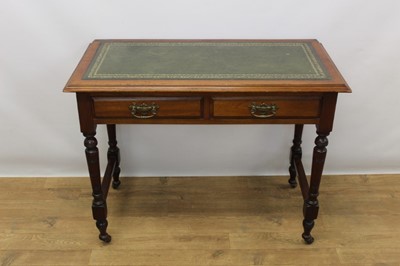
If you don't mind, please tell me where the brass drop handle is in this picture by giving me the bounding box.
[128,102,159,119]
[249,102,278,118]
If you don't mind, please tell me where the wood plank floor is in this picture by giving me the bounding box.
[0,174,399,265]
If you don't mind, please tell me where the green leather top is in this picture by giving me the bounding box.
[84,41,330,80]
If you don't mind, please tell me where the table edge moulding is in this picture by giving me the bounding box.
[63,39,351,244]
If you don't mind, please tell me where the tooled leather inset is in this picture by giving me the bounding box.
[84,41,330,80]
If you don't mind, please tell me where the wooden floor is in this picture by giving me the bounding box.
[0,174,399,265]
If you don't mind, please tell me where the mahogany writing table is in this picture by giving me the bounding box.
[63,39,351,244]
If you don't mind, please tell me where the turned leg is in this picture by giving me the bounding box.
[84,133,111,243]
[302,132,329,244]
[107,124,121,189]
[288,124,304,188]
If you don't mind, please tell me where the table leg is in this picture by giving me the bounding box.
[83,133,111,242]
[107,124,121,189]
[288,124,304,188]
[302,132,329,244]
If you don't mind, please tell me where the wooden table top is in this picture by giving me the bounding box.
[64,39,350,93]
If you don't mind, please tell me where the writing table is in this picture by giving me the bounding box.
[63,39,351,244]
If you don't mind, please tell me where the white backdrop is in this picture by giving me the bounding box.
[1,0,399,177]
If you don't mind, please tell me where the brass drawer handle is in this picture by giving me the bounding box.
[249,102,278,118]
[128,102,159,119]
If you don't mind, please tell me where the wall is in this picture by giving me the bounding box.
[1,0,399,177]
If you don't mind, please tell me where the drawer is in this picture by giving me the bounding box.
[212,97,321,118]
[93,97,203,119]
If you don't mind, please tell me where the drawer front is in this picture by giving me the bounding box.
[212,97,321,118]
[94,97,203,119]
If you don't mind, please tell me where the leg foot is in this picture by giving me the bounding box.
[302,233,314,244]
[302,219,315,244]
[112,165,121,189]
[112,179,121,189]
[112,167,121,189]
[288,178,297,188]
[96,219,112,243]
[288,165,297,188]
[99,234,112,243]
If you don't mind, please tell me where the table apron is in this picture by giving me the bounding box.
[82,93,330,126]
